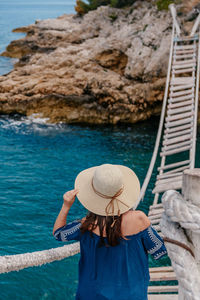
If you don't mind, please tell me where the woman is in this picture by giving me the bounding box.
[53,164,167,300]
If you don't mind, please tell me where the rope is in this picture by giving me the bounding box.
[160,190,200,299]
[0,242,80,274]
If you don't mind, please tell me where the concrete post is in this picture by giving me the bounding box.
[182,168,200,272]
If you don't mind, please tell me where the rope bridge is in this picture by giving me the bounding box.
[0,4,200,299]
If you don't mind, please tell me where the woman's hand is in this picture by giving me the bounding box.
[63,189,79,208]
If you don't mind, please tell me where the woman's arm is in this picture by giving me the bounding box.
[52,189,78,235]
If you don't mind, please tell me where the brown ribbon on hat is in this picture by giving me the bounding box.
[91,179,129,226]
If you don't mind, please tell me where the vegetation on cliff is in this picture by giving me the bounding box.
[75,0,176,15]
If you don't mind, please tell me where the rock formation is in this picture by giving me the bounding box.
[0,1,199,124]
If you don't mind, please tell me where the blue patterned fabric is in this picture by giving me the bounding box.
[54,221,167,300]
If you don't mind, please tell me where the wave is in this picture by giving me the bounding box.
[0,113,68,135]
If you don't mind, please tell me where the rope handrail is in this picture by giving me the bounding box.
[190,14,200,37]
[0,242,80,274]
[169,4,181,36]
[138,25,175,202]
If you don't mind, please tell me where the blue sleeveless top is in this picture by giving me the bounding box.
[54,220,167,300]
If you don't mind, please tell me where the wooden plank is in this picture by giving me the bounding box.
[171,76,194,84]
[148,208,164,216]
[170,83,194,91]
[158,165,189,176]
[148,295,178,300]
[149,266,174,273]
[168,99,194,108]
[148,285,178,293]
[164,128,192,139]
[155,175,182,185]
[166,111,193,122]
[157,172,183,180]
[173,59,196,65]
[165,117,193,128]
[149,203,163,209]
[170,89,193,97]
[153,181,182,193]
[162,140,192,152]
[164,123,192,134]
[173,63,195,69]
[148,214,163,220]
[173,68,194,74]
[172,63,196,71]
[160,145,191,156]
[150,271,177,281]
[174,53,195,59]
[175,49,196,54]
[168,105,193,115]
[157,160,190,171]
[163,134,192,145]
[175,45,195,50]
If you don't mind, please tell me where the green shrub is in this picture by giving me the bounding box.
[75,0,136,15]
[156,0,174,11]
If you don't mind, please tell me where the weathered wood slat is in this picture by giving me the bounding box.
[162,140,192,151]
[166,111,193,122]
[168,99,194,108]
[173,59,196,65]
[148,295,178,300]
[164,129,192,140]
[163,134,192,145]
[155,175,182,185]
[157,172,183,180]
[148,285,178,293]
[158,165,189,177]
[160,145,191,156]
[173,63,195,69]
[174,53,195,59]
[157,160,190,171]
[164,123,192,134]
[175,45,196,50]
[157,171,184,180]
[153,181,182,193]
[175,49,195,54]
[170,88,193,97]
[150,271,177,281]
[170,83,194,91]
[173,68,195,74]
[149,266,174,273]
[168,105,193,115]
[148,208,164,216]
[170,76,194,84]
[165,117,193,128]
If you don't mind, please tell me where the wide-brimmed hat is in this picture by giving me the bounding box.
[74,164,140,216]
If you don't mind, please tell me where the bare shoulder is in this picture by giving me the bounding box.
[122,210,151,235]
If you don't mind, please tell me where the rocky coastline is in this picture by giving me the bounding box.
[0,1,199,124]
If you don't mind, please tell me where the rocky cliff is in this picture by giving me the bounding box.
[0,1,198,124]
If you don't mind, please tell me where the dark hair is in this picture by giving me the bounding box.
[80,212,127,247]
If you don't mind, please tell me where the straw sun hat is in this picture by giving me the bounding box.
[74,164,140,216]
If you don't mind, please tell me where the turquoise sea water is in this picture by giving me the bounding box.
[0,0,76,75]
[0,1,200,299]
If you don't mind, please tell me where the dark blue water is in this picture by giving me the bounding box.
[0,0,76,75]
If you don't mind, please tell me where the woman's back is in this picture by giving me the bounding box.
[91,210,151,237]
[54,210,167,300]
